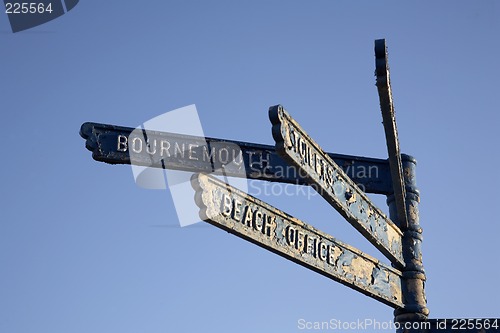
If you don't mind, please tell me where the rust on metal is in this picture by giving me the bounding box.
[269,105,405,268]
[375,39,409,230]
[191,173,404,309]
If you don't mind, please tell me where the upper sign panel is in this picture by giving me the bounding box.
[269,105,404,267]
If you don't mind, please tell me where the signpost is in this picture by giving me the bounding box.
[191,172,403,308]
[375,39,409,230]
[270,105,405,268]
[79,39,500,332]
[80,121,393,194]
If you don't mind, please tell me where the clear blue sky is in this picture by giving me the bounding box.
[1,1,499,332]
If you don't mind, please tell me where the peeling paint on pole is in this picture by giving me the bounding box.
[191,173,404,309]
[375,39,409,230]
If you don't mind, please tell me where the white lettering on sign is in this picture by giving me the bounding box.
[116,135,244,166]
[193,172,404,309]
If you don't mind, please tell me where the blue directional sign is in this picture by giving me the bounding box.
[192,173,404,308]
[80,122,394,194]
[270,105,405,267]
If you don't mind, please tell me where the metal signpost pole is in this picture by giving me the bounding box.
[375,39,429,327]
[79,39,500,333]
[388,155,429,325]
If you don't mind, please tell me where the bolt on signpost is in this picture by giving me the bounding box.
[80,40,499,332]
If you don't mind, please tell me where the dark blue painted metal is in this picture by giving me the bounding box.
[192,173,404,308]
[78,40,493,328]
[375,39,409,231]
[270,105,405,268]
[374,40,428,323]
[389,155,429,323]
[80,122,394,194]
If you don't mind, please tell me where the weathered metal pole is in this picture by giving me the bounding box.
[374,39,429,326]
[388,154,429,325]
[375,39,409,231]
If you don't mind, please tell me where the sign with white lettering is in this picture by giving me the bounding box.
[80,122,393,194]
[269,105,404,267]
[192,173,403,308]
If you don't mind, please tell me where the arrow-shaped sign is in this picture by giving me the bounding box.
[191,173,403,308]
[80,122,394,194]
[270,105,404,267]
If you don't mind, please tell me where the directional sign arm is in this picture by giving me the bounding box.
[375,39,409,230]
[270,105,405,267]
[191,173,403,308]
[80,122,394,194]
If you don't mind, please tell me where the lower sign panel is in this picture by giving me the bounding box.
[191,173,403,309]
